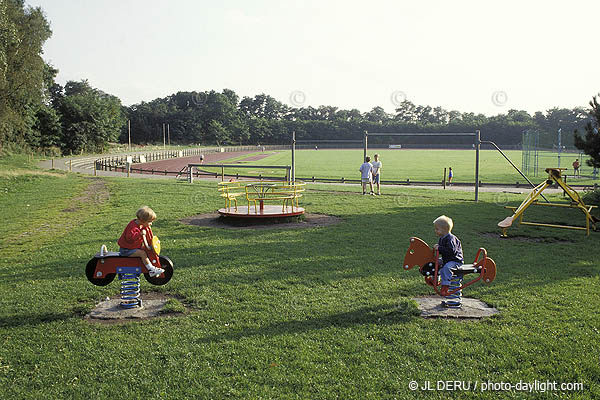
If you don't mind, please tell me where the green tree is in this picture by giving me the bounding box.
[57,80,125,153]
[0,0,52,150]
[394,100,418,123]
[31,62,62,149]
[574,96,600,169]
[206,120,229,145]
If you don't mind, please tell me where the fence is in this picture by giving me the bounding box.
[92,144,599,190]
[95,145,289,172]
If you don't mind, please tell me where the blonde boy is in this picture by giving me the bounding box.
[117,206,164,277]
[432,215,463,298]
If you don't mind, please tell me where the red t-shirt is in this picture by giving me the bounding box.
[118,219,152,249]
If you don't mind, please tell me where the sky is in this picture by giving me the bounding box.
[28,0,600,116]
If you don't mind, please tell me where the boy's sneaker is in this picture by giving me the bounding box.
[147,265,165,277]
[362,192,367,195]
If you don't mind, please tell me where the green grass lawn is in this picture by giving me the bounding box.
[207,149,598,186]
[0,155,599,399]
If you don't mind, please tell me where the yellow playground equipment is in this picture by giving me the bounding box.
[498,168,599,237]
[217,180,305,217]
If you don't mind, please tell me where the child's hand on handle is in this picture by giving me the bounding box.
[141,229,150,250]
[433,244,439,250]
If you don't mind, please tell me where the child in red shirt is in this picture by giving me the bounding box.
[118,206,164,277]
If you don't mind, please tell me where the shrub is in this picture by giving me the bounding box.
[582,189,600,206]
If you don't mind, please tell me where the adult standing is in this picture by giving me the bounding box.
[359,156,375,195]
[572,159,580,177]
[371,153,382,195]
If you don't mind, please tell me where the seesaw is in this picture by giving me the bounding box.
[403,237,496,302]
[498,168,598,237]
[85,229,174,308]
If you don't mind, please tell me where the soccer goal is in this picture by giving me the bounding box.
[364,131,482,201]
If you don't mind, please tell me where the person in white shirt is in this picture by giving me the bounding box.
[359,156,375,195]
[371,153,382,195]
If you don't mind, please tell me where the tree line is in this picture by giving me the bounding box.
[124,90,592,149]
[1,0,598,170]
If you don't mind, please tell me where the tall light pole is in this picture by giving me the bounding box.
[128,119,131,151]
[162,123,166,149]
[558,120,562,168]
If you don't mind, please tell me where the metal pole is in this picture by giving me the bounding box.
[128,119,131,151]
[163,123,166,149]
[557,124,562,168]
[189,166,193,183]
[364,131,368,162]
[482,139,549,202]
[475,130,480,202]
[167,124,170,146]
[521,130,529,175]
[534,132,539,177]
[291,131,296,182]
[443,167,446,189]
[51,158,54,169]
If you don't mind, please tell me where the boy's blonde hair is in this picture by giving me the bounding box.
[136,206,156,222]
[433,215,453,233]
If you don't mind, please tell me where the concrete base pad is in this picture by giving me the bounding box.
[85,297,168,323]
[414,296,499,319]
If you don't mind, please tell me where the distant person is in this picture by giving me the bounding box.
[315,146,318,151]
[572,159,580,177]
[359,156,374,195]
[448,167,453,186]
[371,153,382,195]
[200,154,205,164]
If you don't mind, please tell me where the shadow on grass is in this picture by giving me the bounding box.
[198,301,420,344]
[0,311,76,328]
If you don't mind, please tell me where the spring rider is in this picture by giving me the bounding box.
[403,237,496,308]
[86,229,174,308]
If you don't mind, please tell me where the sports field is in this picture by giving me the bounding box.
[202,149,598,186]
[0,154,599,399]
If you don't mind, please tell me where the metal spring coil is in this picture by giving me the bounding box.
[119,273,141,309]
[444,275,462,308]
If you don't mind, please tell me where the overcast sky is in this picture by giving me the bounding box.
[28,0,600,115]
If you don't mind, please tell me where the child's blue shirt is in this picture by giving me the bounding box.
[437,233,464,264]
